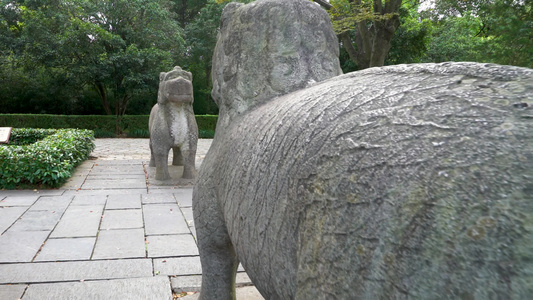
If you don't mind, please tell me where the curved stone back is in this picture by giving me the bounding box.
[195,62,533,299]
[212,0,342,129]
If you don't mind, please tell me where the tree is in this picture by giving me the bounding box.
[386,1,432,65]
[172,0,208,27]
[2,0,184,121]
[316,0,403,69]
[180,0,254,114]
[423,0,533,68]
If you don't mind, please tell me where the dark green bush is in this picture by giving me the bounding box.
[0,128,95,189]
[0,114,218,138]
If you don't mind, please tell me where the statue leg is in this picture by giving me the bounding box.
[172,147,183,166]
[154,147,171,181]
[149,138,155,167]
[193,186,239,300]
[180,150,195,179]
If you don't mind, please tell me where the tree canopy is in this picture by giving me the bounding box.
[0,0,531,117]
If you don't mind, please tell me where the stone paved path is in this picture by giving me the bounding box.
[0,139,263,300]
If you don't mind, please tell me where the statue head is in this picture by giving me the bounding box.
[211,0,342,128]
[158,66,194,105]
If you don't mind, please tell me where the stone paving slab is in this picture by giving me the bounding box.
[0,196,39,207]
[106,194,142,209]
[0,231,50,263]
[89,165,145,174]
[181,286,265,300]
[0,284,27,300]
[50,205,104,238]
[63,189,147,196]
[153,257,202,276]
[141,193,177,204]
[100,209,143,229]
[70,195,107,206]
[60,176,86,190]
[87,174,146,180]
[0,259,153,284]
[0,206,28,234]
[143,204,190,235]
[28,196,72,212]
[81,179,147,190]
[0,139,263,299]
[174,189,193,207]
[23,276,172,300]
[34,237,96,262]
[8,210,62,232]
[0,190,64,197]
[171,272,253,293]
[92,228,146,259]
[146,234,199,257]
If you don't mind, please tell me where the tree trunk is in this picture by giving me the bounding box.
[179,0,188,27]
[95,82,112,115]
[317,0,402,70]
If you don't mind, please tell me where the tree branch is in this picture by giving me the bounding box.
[374,0,383,13]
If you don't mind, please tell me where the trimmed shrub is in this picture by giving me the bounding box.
[0,128,95,189]
[0,114,218,138]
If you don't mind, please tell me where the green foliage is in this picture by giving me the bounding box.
[387,1,432,65]
[0,0,184,116]
[0,128,95,189]
[423,14,487,63]
[329,0,399,34]
[181,0,223,115]
[0,114,218,138]
[422,0,533,68]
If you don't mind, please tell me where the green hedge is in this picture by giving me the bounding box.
[0,128,95,189]
[0,114,218,138]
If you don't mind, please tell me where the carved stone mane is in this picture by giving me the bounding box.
[211,0,343,130]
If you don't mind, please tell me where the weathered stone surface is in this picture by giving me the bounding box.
[106,194,142,209]
[174,189,193,207]
[23,276,172,300]
[146,234,198,257]
[34,238,96,262]
[29,196,72,212]
[171,272,253,293]
[180,286,264,300]
[50,205,104,238]
[149,66,198,180]
[8,210,62,231]
[211,0,342,130]
[143,204,190,235]
[0,206,28,234]
[193,1,533,299]
[70,195,107,206]
[142,193,177,204]
[92,228,146,259]
[0,259,153,284]
[153,257,201,276]
[0,284,27,300]
[0,195,38,207]
[0,231,49,262]
[100,209,143,229]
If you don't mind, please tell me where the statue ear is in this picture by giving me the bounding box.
[159,72,166,82]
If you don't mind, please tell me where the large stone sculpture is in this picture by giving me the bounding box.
[193,0,533,299]
[149,66,198,180]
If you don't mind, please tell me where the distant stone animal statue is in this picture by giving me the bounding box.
[193,0,533,299]
[149,66,198,180]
